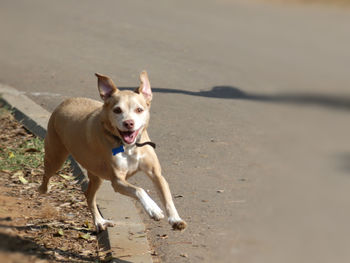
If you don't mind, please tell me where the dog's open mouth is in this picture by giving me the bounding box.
[118,129,140,144]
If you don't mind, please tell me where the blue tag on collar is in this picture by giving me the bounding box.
[112,145,124,155]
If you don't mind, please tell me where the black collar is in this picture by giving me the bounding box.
[135,141,156,149]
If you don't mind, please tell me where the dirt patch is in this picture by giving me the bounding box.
[0,103,102,262]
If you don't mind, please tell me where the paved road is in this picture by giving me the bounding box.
[1,0,350,262]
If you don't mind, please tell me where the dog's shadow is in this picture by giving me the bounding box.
[121,86,350,112]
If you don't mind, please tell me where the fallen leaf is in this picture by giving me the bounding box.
[79,233,91,240]
[57,229,64,236]
[59,202,71,207]
[83,220,93,229]
[71,226,85,231]
[12,170,24,178]
[180,253,188,258]
[157,234,168,239]
[18,175,28,184]
[59,174,75,180]
[14,129,26,136]
[25,148,40,153]
[79,250,91,256]
[53,252,66,260]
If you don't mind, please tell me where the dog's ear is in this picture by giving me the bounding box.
[95,73,118,101]
[136,71,152,102]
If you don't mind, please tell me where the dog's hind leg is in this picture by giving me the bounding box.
[85,172,115,232]
[38,127,69,194]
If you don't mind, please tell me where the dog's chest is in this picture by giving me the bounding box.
[114,148,140,174]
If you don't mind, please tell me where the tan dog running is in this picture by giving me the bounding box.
[38,71,187,231]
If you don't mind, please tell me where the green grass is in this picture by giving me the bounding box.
[0,104,45,172]
[0,137,44,172]
[0,106,71,175]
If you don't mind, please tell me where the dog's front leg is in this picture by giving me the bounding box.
[111,177,164,221]
[146,167,187,230]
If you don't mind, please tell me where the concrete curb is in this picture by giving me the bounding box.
[0,84,153,263]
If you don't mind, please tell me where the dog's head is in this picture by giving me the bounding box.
[96,71,152,145]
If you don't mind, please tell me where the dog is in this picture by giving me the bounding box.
[38,71,187,231]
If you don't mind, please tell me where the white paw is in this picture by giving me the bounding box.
[168,216,187,230]
[95,218,116,232]
[145,204,164,221]
[137,189,164,221]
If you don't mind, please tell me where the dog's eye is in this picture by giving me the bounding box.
[135,107,144,114]
[113,107,122,114]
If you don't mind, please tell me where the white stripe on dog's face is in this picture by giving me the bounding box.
[128,96,149,131]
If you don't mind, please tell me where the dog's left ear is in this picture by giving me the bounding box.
[136,71,152,102]
[95,73,118,101]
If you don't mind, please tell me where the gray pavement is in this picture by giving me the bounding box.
[1,0,350,262]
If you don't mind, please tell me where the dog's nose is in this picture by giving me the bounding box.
[123,120,134,130]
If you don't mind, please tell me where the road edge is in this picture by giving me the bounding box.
[0,84,153,263]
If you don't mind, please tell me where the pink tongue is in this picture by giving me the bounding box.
[122,131,135,144]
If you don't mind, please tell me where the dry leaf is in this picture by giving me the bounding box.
[79,250,91,256]
[59,174,75,180]
[25,148,40,153]
[83,220,93,229]
[53,252,66,260]
[18,175,28,184]
[57,229,64,236]
[79,233,91,240]
[13,170,24,178]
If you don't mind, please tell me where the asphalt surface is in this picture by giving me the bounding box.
[1,0,350,262]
